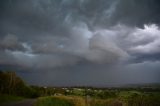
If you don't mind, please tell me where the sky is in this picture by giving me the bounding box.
[0,0,160,87]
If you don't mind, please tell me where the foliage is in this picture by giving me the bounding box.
[0,71,39,98]
[125,92,160,106]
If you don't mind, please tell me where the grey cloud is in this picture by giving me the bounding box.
[1,23,160,69]
[94,24,160,63]
[0,34,25,51]
[0,50,80,70]
[111,0,160,26]
[28,23,128,65]
[87,33,128,63]
[0,50,14,65]
[1,0,160,37]
[127,24,160,55]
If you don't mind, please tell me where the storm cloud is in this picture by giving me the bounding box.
[0,0,160,86]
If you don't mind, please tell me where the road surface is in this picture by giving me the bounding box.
[2,99,36,106]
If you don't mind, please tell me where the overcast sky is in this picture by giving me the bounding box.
[0,0,160,86]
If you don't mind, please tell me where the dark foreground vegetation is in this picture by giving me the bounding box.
[0,71,160,106]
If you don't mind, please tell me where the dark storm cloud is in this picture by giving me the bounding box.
[1,0,160,36]
[109,0,160,26]
[0,0,160,86]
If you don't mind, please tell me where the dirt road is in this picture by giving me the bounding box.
[2,99,36,106]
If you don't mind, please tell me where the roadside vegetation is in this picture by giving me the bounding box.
[35,96,74,106]
[0,71,38,104]
[0,94,24,104]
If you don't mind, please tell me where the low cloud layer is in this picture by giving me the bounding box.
[0,0,160,86]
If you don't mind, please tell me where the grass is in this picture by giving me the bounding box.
[34,95,123,106]
[55,96,85,106]
[89,99,123,106]
[35,96,86,106]
[0,94,24,104]
[34,96,75,106]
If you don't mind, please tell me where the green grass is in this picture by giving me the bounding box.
[35,96,74,106]
[89,98,123,106]
[0,94,24,104]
